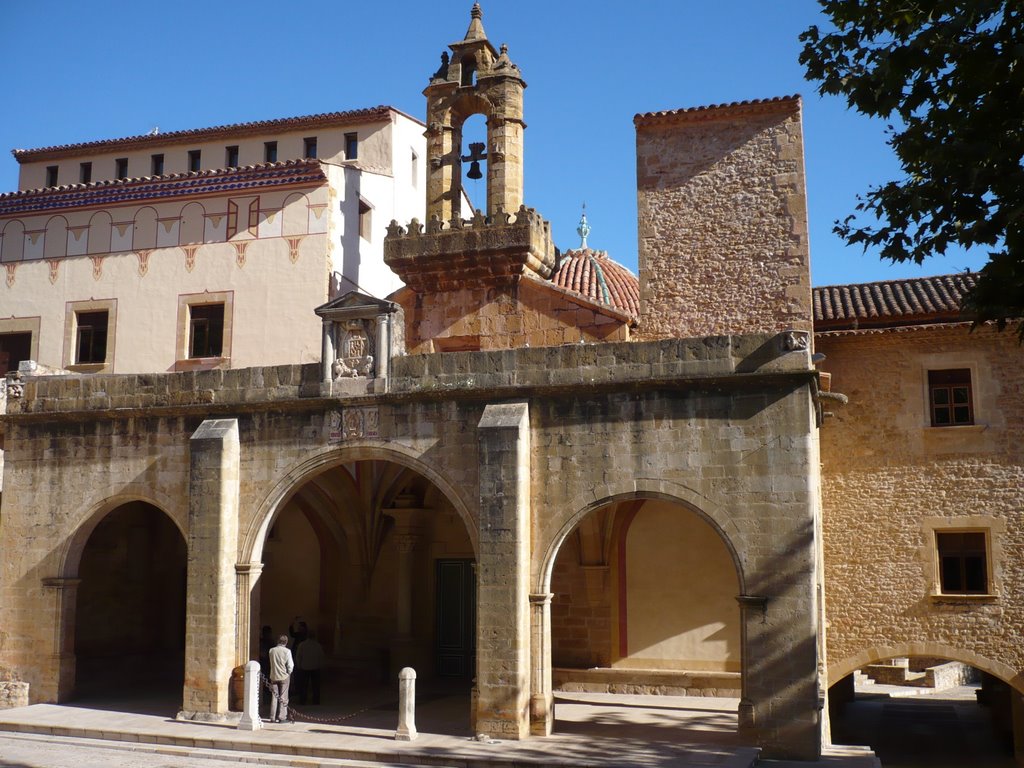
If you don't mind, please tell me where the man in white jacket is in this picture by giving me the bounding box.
[267,634,295,723]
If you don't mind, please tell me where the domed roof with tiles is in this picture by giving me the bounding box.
[550,247,640,320]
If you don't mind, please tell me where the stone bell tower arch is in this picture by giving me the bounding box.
[424,3,525,221]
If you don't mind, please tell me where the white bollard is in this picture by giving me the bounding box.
[238,660,263,731]
[395,667,417,741]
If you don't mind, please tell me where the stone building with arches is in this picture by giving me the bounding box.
[1,4,1023,765]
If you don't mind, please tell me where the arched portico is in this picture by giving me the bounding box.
[47,490,186,704]
[531,485,750,738]
[51,495,187,705]
[240,442,478,713]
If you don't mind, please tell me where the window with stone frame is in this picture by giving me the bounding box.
[0,331,32,376]
[75,310,109,365]
[928,368,974,426]
[936,531,989,594]
[188,303,225,359]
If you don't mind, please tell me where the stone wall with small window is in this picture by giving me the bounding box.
[816,323,1024,686]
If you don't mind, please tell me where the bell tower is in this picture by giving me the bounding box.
[384,4,556,352]
[423,2,525,221]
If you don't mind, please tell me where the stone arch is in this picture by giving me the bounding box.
[828,642,1024,694]
[537,478,746,595]
[59,487,186,580]
[242,440,477,566]
[53,489,187,702]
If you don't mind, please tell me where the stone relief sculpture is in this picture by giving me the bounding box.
[332,319,375,379]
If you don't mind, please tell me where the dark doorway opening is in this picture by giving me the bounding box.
[74,502,186,703]
[436,558,475,678]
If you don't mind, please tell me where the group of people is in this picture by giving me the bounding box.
[258,617,326,724]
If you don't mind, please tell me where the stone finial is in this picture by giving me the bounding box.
[464,3,487,41]
[577,204,591,249]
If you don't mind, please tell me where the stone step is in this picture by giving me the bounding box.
[553,666,741,697]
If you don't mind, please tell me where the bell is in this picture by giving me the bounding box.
[466,160,483,180]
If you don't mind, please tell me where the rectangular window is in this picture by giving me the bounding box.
[0,331,32,376]
[189,304,225,358]
[188,149,202,172]
[115,158,129,179]
[264,141,278,163]
[936,531,988,594]
[79,162,92,184]
[411,151,418,186]
[46,165,59,187]
[151,153,165,176]
[345,132,358,160]
[226,145,239,167]
[75,310,109,364]
[929,368,973,426]
[303,137,318,159]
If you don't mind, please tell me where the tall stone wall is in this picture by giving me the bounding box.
[635,97,812,340]
[817,325,1024,687]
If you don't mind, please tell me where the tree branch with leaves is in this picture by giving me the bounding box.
[800,0,1024,335]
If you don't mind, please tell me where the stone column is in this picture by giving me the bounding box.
[321,319,335,384]
[376,313,390,384]
[529,592,554,736]
[41,577,81,703]
[475,401,531,740]
[234,562,263,664]
[385,508,427,676]
[180,419,240,720]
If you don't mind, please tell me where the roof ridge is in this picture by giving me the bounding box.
[0,158,322,201]
[12,105,407,161]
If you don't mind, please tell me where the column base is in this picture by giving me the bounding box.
[530,692,554,736]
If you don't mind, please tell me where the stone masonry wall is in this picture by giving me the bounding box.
[817,325,1024,687]
[635,98,812,340]
[0,332,823,756]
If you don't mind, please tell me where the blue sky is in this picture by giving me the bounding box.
[0,0,987,287]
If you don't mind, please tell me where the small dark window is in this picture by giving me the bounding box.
[460,54,476,86]
[226,145,239,167]
[937,531,988,594]
[264,141,278,163]
[0,332,32,376]
[188,149,202,172]
[411,151,418,186]
[115,158,129,179]
[345,132,358,160]
[929,368,973,426]
[151,154,165,176]
[189,304,225,358]
[79,162,92,184]
[75,311,109,364]
[303,137,317,159]
[45,165,59,187]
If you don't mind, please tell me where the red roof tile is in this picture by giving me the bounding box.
[0,160,327,217]
[550,248,640,319]
[12,105,415,162]
[634,95,801,126]
[813,273,977,330]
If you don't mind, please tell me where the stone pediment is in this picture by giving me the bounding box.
[314,291,397,321]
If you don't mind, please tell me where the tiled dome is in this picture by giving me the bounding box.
[551,248,640,320]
